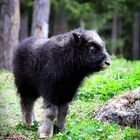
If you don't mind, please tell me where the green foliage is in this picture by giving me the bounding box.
[20,0,33,15]
[78,58,140,101]
[53,115,140,140]
[54,117,121,140]
[16,121,39,132]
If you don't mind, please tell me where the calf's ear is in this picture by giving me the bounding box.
[72,32,86,45]
[72,32,81,43]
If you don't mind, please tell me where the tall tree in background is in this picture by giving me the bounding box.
[111,10,118,55]
[32,0,50,38]
[132,12,140,60]
[19,0,33,41]
[52,4,68,35]
[0,0,20,71]
[19,14,29,41]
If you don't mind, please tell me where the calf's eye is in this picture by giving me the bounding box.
[89,46,96,53]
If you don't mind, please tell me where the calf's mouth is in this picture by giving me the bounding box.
[100,57,111,70]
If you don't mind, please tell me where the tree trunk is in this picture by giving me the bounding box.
[132,12,140,60]
[19,14,29,41]
[0,0,20,71]
[32,0,50,38]
[52,4,68,35]
[111,11,118,55]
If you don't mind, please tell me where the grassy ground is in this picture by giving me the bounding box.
[0,58,140,140]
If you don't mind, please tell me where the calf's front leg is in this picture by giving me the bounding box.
[38,102,58,138]
[56,103,69,130]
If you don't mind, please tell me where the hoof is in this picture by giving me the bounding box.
[38,126,53,139]
[53,125,63,134]
[39,133,49,139]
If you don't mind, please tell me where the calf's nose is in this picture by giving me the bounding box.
[104,61,110,66]
[104,53,111,67]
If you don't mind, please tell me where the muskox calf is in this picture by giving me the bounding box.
[13,28,110,138]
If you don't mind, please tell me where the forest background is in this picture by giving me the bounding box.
[0,0,140,71]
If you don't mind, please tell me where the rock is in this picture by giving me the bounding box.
[93,88,140,128]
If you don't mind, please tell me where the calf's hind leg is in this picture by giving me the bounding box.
[20,97,36,126]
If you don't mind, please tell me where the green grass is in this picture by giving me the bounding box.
[0,58,140,140]
[78,58,140,101]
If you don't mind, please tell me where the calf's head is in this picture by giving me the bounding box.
[72,29,111,72]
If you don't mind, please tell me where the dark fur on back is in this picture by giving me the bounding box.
[13,28,110,106]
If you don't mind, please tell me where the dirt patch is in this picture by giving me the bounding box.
[4,133,28,140]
